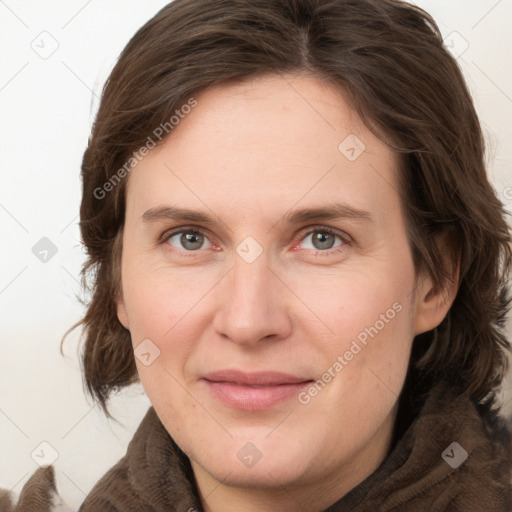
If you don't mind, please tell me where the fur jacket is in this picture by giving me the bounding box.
[1,382,511,511]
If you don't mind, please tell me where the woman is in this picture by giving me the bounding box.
[2,0,511,510]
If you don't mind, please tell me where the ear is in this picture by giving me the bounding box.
[116,294,130,330]
[413,233,460,335]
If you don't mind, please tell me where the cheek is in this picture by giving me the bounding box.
[296,289,413,469]
[297,262,415,406]
[292,261,414,350]
[121,253,214,341]
[120,261,219,411]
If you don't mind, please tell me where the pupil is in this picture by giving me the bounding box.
[314,232,334,250]
[182,232,202,250]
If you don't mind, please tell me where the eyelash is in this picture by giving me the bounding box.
[159,225,350,257]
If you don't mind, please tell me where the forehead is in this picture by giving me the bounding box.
[125,72,402,230]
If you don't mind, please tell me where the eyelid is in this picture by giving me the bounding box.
[299,225,352,244]
[159,225,213,243]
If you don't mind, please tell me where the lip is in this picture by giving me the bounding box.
[202,370,312,411]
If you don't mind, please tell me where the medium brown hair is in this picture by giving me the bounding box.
[63,0,512,418]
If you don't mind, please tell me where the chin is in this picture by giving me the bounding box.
[197,451,312,489]
[186,431,318,489]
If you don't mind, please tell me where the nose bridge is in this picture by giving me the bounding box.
[232,248,271,307]
[212,242,290,345]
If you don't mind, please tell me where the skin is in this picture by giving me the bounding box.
[117,72,457,512]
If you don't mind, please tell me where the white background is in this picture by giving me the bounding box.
[1,1,511,508]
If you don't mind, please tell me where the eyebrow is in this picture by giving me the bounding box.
[141,203,372,226]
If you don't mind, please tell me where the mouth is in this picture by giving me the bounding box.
[201,370,313,411]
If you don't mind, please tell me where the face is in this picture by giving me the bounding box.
[117,73,448,507]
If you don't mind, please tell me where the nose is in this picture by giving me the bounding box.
[212,247,292,347]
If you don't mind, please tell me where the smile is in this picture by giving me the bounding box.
[202,370,312,411]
